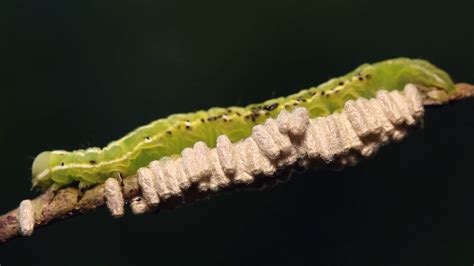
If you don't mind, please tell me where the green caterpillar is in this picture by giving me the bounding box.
[32,58,455,189]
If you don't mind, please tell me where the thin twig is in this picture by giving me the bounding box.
[0,83,472,245]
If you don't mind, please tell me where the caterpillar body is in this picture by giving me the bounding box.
[32,58,455,189]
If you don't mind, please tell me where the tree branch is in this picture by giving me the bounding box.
[449,83,474,101]
[0,83,472,245]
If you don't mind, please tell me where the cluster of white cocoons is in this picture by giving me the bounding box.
[122,84,423,215]
[18,84,424,235]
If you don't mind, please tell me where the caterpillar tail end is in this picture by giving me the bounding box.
[32,151,51,188]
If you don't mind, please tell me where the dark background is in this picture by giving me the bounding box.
[1,0,473,265]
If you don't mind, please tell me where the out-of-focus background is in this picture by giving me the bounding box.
[1,0,473,265]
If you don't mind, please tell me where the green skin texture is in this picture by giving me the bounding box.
[32,58,456,189]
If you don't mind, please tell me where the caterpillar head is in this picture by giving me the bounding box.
[32,151,52,188]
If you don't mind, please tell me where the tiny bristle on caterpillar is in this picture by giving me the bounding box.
[31,58,455,189]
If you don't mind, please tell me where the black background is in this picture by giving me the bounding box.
[1,0,474,265]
